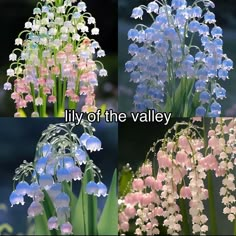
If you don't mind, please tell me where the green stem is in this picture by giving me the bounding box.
[82,183,87,235]
[179,197,190,235]
[234,219,236,236]
[61,78,67,110]
[30,83,37,113]
[203,118,217,235]
[53,76,58,117]
[207,171,217,234]
[58,76,62,112]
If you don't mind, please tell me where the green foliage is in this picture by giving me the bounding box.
[119,164,134,197]
[98,169,118,235]
[34,169,118,236]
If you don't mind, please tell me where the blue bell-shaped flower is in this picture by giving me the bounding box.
[39,173,54,189]
[85,135,102,152]
[15,181,30,196]
[75,147,87,164]
[9,191,24,207]
[86,181,98,195]
[57,168,72,182]
[96,182,108,197]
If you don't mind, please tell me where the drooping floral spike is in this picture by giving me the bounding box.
[126,0,233,116]
[4,0,107,117]
[119,118,236,235]
[10,121,107,235]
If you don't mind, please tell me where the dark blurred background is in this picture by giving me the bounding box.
[119,0,236,115]
[0,118,118,234]
[119,118,233,235]
[0,0,118,116]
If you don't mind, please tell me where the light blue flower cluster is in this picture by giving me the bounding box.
[126,0,233,116]
[9,122,107,235]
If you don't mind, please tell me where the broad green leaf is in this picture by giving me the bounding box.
[118,165,133,197]
[97,169,117,235]
[72,166,97,235]
[34,209,51,235]
[0,224,13,234]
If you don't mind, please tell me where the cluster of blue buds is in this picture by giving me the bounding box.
[9,121,107,235]
[126,0,233,116]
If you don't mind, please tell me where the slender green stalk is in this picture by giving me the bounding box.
[179,195,190,235]
[53,76,58,117]
[234,219,236,236]
[58,76,62,112]
[61,78,67,110]
[30,83,38,113]
[207,171,217,234]
[203,118,217,234]
[82,184,87,235]
[42,94,47,117]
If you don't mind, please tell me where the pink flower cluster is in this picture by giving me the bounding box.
[119,118,236,235]
[4,0,107,117]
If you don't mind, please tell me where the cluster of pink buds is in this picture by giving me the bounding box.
[4,0,107,117]
[119,118,236,235]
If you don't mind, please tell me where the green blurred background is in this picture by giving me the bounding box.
[0,0,117,116]
[119,0,236,115]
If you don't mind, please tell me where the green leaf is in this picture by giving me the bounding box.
[63,182,77,217]
[118,165,133,197]
[34,209,51,235]
[98,169,117,235]
[34,191,59,236]
[71,166,98,235]
[0,223,13,234]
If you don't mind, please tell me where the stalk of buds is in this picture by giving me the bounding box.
[10,121,107,235]
[126,0,233,116]
[4,0,107,117]
[119,118,236,235]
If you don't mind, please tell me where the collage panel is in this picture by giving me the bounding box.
[0,0,236,235]
[0,0,117,117]
[119,0,236,117]
[0,118,118,235]
[119,118,235,235]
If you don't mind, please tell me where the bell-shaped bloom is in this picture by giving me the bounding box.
[9,191,25,207]
[39,173,54,189]
[85,135,102,152]
[180,186,192,199]
[54,193,70,208]
[27,201,43,217]
[60,222,73,235]
[47,183,62,200]
[86,181,98,195]
[69,166,83,181]
[48,216,58,230]
[75,147,87,164]
[57,168,72,182]
[41,143,52,157]
[80,133,91,146]
[62,156,75,169]
[35,157,48,174]
[15,181,30,196]
[96,182,108,197]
